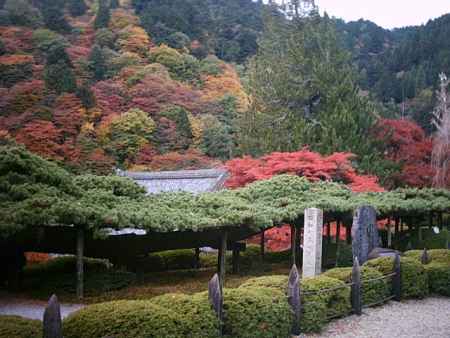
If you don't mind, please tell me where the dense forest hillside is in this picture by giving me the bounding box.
[0,0,448,188]
[0,0,249,173]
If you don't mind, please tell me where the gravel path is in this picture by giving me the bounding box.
[0,294,84,320]
[307,297,450,338]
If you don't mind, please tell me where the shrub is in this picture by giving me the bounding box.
[424,262,450,296]
[24,255,110,276]
[323,266,389,306]
[141,249,197,272]
[301,276,351,332]
[365,256,428,299]
[64,300,198,338]
[221,287,292,338]
[238,275,288,291]
[404,249,450,264]
[150,293,219,337]
[0,54,33,87]
[264,249,291,264]
[0,315,41,338]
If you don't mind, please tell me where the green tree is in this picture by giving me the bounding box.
[44,60,77,94]
[4,0,43,27]
[239,2,386,176]
[76,82,96,109]
[89,44,107,81]
[40,0,71,32]
[68,0,88,17]
[110,0,119,9]
[94,0,111,29]
[201,115,233,159]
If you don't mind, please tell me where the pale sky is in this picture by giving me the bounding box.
[315,0,450,29]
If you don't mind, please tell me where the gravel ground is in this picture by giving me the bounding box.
[307,297,450,338]
[0,294,84,320]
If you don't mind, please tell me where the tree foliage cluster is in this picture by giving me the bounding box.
[0,1,248,172]
[1,145,449,239]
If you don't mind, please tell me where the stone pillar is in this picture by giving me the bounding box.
[302,208,323,278]
[351,206,379,265]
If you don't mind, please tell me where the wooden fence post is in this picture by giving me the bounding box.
[260,230,265,261]
[291,224,296,266]
[76,227,84,300]
[393,253,401,301]
[232,244,240,274]
[43,295,62,338]
[351,257,362,316]
[208,274,223,336]
[287,265,301,337]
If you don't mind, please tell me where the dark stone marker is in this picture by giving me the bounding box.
[208,273,223,335]
[352,206,379,264]
[43,294,62,338]
[287,264,301,336]
[351,257,362,316]
[421,248,430,265]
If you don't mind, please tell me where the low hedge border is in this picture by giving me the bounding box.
[0,316,41,338]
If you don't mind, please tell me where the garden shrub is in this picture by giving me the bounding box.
[239,275,288,291]
[0,315,41,338]
[264,249,291,264]
[221,287,292,338]
[64,300,201,338]
[365,256,428,299]
[24,255,110,276]
[150,292,219,337]
[323,266,389,306]
[301,276,351,332]
[144,249,197,272]
[404,249,450,264]
[424,262,450,296]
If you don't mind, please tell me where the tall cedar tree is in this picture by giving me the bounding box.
[239,2,389,178]
[44,40,76,94]
[68,0,88,17]
[94,0,111,29]
[89,44,107,81]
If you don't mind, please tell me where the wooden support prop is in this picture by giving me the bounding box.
[346,223,351,245]
[295,223,302,268]
[351,257,362,316]
[395,216,399,234]
[327,222,331,243]
[429,212,433,229]
[208,274,223,336]
[393,253,401,301]
[218,232,228,289]
[336,219,341,244]
[260,230,265,261]
[232,245,240,274]
[43,295,62,338]
[76,227,84,300]
[291,224,296,266]
[287,265,301,336]
[439,212,443,230]
[194,248,200,269]
[387,219,392,248]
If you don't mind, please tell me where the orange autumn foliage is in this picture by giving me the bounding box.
[15,120,62,159]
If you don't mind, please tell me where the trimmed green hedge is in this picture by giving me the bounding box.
[150,293,219,336]
[365,256,428,299]
[323,266,389,306]
[424,262,450,296]
[0,316,41,338]
[221,287,292,338]
[24,256,111,276]
[145,249,197,272]
[63,299,218,338]
[239,275,288,291]
[301,276,351,332]
[404,249,450,264]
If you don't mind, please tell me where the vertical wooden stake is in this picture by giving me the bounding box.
[346,223,351,245]
[232,245,240,274]
[295,223,302,267]
[194,248,200,269]
[351,256,362,316]
[336,219,341,244]
[395,216,399,235]
[327,222,331,243]
[76,227,84,300]
[291,224,296,266]
[219,232,227,290]
[393,253,401,301]
[260,230,265,261]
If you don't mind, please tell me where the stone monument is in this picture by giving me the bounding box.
[302,208,323,278]
[351,206,379,264]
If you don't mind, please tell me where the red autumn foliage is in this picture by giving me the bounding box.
[132,149,219,171]
[129,75,200,115]
[0,27,34,53]
[92,80,130,119]
[53,94,85,138]
[225,149,384,192]
[15,120,62,159]
[375,118,434,187]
